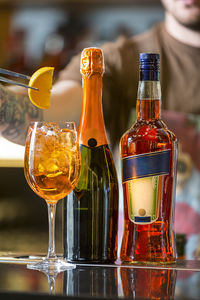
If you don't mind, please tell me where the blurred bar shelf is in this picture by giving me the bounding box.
[0,0,161,8]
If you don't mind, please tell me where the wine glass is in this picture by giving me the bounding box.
[24,121,80,273]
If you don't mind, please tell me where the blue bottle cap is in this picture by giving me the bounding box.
[139,53,160,62]
[139,53,160,70]
[139,53,160,80]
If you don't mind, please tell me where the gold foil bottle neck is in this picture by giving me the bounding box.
[80,47,104,76]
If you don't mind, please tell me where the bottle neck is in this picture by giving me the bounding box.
[78,73,108,147]
[136,80,161,121]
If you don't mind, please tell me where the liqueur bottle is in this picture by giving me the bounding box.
[120,53,178,264]
[64,48,119,263]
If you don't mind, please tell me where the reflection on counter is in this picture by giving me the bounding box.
[63,266,178,299]
[0,262,199,299]
[64,266,119,298]
[120,268,177,299]
[0,263,63,295]
[176,270,200,300]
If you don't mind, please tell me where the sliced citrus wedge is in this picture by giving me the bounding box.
[28,67,54,109]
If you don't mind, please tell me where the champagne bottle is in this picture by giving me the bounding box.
[64,48,119,263]
[120,53,178,264]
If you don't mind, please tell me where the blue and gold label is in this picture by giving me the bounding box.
[122,150,170,224]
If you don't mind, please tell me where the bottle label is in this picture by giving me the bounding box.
[122,150,170,224]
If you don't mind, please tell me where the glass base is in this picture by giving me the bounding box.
[27,257,76,274]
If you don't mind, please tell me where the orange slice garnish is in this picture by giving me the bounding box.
[28,67,54,109]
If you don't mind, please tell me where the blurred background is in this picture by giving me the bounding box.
[0,0,164,75]
[0,0,164,255]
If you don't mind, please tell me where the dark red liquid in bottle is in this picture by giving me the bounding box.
[120,94,177,263]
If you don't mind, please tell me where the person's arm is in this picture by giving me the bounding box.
[44,79,82,125]
[0,79,82,145]
[0,37,128,147]
[0,83,42,145]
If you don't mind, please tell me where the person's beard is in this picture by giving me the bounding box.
[162,0,200,32]
[172,2,200,31]
[178,19,200,31]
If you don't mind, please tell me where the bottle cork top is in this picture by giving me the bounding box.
[80,47,104,76]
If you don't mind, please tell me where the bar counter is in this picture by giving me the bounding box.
[0,256,199,299]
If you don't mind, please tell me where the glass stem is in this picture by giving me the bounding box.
[48,275,56,295]
[47,202,57,259]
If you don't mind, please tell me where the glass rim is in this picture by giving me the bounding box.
[29,121,76,125]
[28,121,77,131]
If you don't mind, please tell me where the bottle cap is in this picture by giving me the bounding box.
[139,53,160,81]
[139,53,160,70]
[140,53,160,61]
[80,47,105,76]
